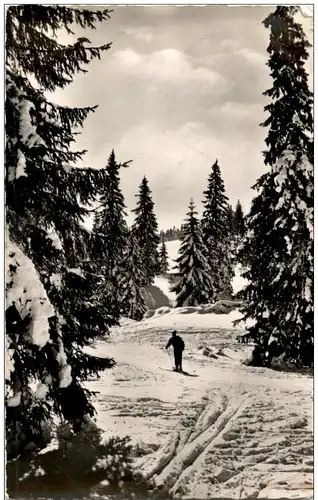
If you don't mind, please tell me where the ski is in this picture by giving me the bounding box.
[159,367,198,377]
[160,367,179,372]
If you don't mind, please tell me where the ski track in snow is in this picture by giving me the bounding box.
[86,321,313,500]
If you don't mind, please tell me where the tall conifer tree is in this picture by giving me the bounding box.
[131,177,160,284]
[233,200,245,242]
[119,233,147,321]
[93,150,128,263]
[201,160,234,298]
[237,7,313,367]
[5,5,122,453]
[171,200,215,307]
[92,150,129,316]
[227,204,235,237]
[159,240,169,274]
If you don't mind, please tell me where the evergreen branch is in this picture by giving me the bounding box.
[12,41,113,55]
[7,15,113,91]
[7,5,113,33]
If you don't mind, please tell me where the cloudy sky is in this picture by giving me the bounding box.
[53,6,313,230]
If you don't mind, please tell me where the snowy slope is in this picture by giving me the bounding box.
[150,240,180,307]
[85,311,313,500]
[165,239,180,272]
[153,276,177,306]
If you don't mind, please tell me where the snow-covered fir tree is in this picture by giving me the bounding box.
[227,204,235,237]
[201,160,234,298]
[233,200,245,242]
[93,150,128,262]
[159,240,169,274]
[131,177,160,284]
[171,200,215,307]
[92,150,129,317]
[237,6,313,368]
[5,5,122,456]
[119,233,147,321]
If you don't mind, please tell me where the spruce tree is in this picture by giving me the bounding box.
[92,150,129,316]
[131,177,160,284]
[233,200,245,241]
[227,204,235,237]
[159,240,169,274]
[201,160,234,298]
[237,6,313,367]
[119,233,147,321]
[171,200,215,307]
[93,150,128,262]
[5,5,121,454]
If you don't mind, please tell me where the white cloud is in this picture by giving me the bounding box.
[219,101,261,119]
[113,48,228,87]
[51,6,312,231]
[237,48,267,66]
[124,28,155,42]
[113,120,266,229]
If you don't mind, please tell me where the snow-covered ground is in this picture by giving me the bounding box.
[82,241,312,499]
[85,310,313,500]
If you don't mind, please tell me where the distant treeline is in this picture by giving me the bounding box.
[159,227,182,242]
[160,201,245,243]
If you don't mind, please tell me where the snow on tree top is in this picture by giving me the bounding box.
[5,235,55,349]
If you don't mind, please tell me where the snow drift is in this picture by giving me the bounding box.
[144,299,243,320]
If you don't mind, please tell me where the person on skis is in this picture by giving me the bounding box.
[165,330,185,372]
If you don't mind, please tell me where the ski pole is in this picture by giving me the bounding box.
[166,348,174,369]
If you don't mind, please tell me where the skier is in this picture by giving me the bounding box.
[165,330,185,372]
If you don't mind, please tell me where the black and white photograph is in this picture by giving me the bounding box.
[5,3,314,500]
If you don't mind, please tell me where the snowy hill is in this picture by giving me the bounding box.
[144,283,173,309]
[153,276,176,306]
[85,310,313,499]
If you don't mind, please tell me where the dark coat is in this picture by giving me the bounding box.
[166,335,185,353]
